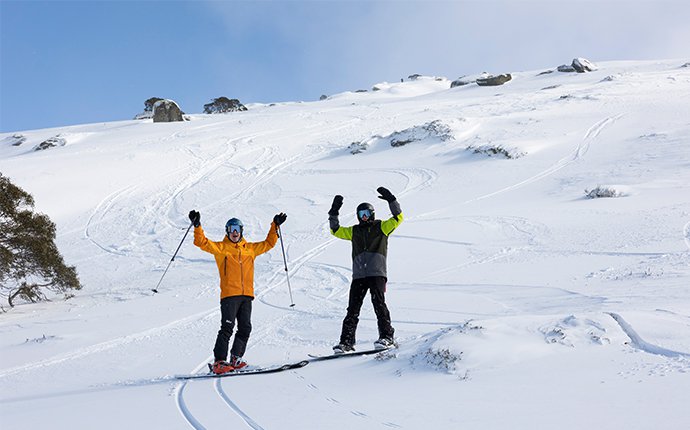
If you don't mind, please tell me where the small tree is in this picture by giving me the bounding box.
[203,97,247,114]
[0,173,81,308]
[144,97,164,113]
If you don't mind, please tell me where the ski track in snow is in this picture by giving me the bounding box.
[175,383,208,430]
[175,312,300,429]
[464,114,625,204]
[214,379,266,430]
[0,308,218,378]
[608,312,690,359]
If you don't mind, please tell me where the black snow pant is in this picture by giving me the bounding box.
[339,276,394,347]
[213,295,252,362]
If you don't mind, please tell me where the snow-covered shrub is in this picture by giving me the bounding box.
[134,97,163,119]
[540,315,610,347]
[34,135,67,151]
[412,348,463,373]
[348,140,370,154]
[348,119,462,154]
[203,97,247,114]
[389,120,456,147]
[2,134,26,146]
[467,143,525,159]
[585,185,627,199]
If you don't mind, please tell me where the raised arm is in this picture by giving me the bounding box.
[377,187,403,236]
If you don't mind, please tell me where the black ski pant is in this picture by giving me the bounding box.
[213,295,252,362]
[339,276,394,347]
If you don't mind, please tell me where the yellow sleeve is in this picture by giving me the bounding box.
[193,226,225,254]
[381,212,404,236]
[249,222,279,256]
[332,225,353,241]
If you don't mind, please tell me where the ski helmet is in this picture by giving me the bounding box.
[356,202,375,222]
[225,217,244,238]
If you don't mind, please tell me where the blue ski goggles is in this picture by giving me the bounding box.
[358,209,371,219]
[226,224,242,234]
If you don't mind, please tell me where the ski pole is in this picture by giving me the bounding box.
[153,222,193,294]
[277,225,295,307]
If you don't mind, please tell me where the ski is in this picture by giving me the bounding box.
[308,346,397,361]
[174,360,309,380]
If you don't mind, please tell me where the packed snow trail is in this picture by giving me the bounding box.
[608,312,690,359]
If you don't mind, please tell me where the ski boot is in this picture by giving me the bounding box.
[230,355,248,370]
[211,360,235,375]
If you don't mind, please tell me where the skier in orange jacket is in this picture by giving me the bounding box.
[189,210,287,374]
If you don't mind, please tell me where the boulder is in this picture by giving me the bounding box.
[476,74,512,86]
[319,94,328,100]
[557,64,576,73]
[450,78,472,88]
[2,134,26,146]
[153,99,184,123]
[34,135,67,151]
[572,58,598,73]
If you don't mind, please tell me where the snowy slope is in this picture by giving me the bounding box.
[1,59,689,430]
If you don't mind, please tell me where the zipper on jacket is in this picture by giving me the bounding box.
[224,256,227,276]
[239,247,244,295]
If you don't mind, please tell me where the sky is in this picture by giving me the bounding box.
[1,0,689,133]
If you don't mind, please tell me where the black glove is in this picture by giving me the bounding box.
[377,187,396,202]
[273,212,287,226]
[188,210,200,227]
[328,195,344,216]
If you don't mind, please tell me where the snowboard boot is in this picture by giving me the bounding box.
[373,338,397,350]
[230,355,248,370]
[332,343,355,354]
[211,360,235,375]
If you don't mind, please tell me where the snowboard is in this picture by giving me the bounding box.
[308,345,397,362]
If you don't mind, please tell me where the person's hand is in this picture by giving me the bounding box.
[328,195,344,216]
[188,210,201,227]
[273,212,287,226]
[376,187,396,202]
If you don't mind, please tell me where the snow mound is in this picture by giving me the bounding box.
[348,119,466,154]
[540,315,611,346]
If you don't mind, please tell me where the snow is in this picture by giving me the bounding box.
[1,59,690,429]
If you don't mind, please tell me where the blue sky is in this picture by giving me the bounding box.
[1,0,689,133]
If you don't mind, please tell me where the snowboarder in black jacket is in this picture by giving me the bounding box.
[328,187,404,353]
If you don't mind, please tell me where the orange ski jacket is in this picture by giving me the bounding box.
[193,223,278,299]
